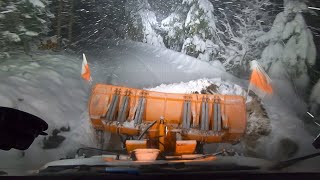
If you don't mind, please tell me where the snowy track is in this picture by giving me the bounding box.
[85,40,244,89]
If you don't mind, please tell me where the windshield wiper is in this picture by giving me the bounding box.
[38,165,140,176]
[38,161,261,176]
[269,152,320,170]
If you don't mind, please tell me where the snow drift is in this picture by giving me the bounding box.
[0,53,95,175]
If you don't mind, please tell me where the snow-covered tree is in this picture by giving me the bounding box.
[160,0,276,73]
[180,0,220,61]
[124,0,165,47]
[257,0,316,92]
[213,0,275,72]
[0,0,53,56]
[160,0,222,61]
[161,6,186,51]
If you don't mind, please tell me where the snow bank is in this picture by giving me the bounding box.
[86,39,245,89]
[0,53,96,175]
[258,94,317,160]
[147,78,245,96]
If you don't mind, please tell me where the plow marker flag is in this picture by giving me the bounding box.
[248,60,273,99]
[81,53,92,82]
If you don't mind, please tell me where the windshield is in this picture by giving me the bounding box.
[0,0,320,176]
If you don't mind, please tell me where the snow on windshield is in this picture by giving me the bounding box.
[0,0,320,175]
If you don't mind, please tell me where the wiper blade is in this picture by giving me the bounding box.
[38,165,140,175]
[105,167,140,175]
[39,161,260,175]
[269,152,320,170]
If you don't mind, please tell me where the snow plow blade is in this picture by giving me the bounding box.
[88,84,246,154]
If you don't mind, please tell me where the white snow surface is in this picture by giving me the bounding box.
[87,39,243,89]
[310,79,320,116]
[0,53,95,175]
[161,13,181,32]
[283,0,308,14]
[25,31,39,37]
[27,0,45,8]
[0,39,317,174]
[252,88,316,160]
[2,31,21,42]
[147,78,246,97]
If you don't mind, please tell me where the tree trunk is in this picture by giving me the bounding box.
[56,0,63,50]
[68,0,74,46]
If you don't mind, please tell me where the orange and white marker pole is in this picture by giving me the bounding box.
[81,53,93,84]
[247,60,273,100]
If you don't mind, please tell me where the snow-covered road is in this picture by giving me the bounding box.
[84,40,244,89]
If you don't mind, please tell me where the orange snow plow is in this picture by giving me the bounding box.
[88,84,246,155]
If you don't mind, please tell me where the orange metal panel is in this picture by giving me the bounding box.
[88,84,247,147]
[125,140,147,153]
[221,104,229,129]
[159,120,165,152]
[119,126,139,136]
[89,93,110,119]
[144,98,165,123]
[175,140,197,155]
[91,119,103,130]
[181,132,225,143]
[191,99,199,128]
[223,96,246,134]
